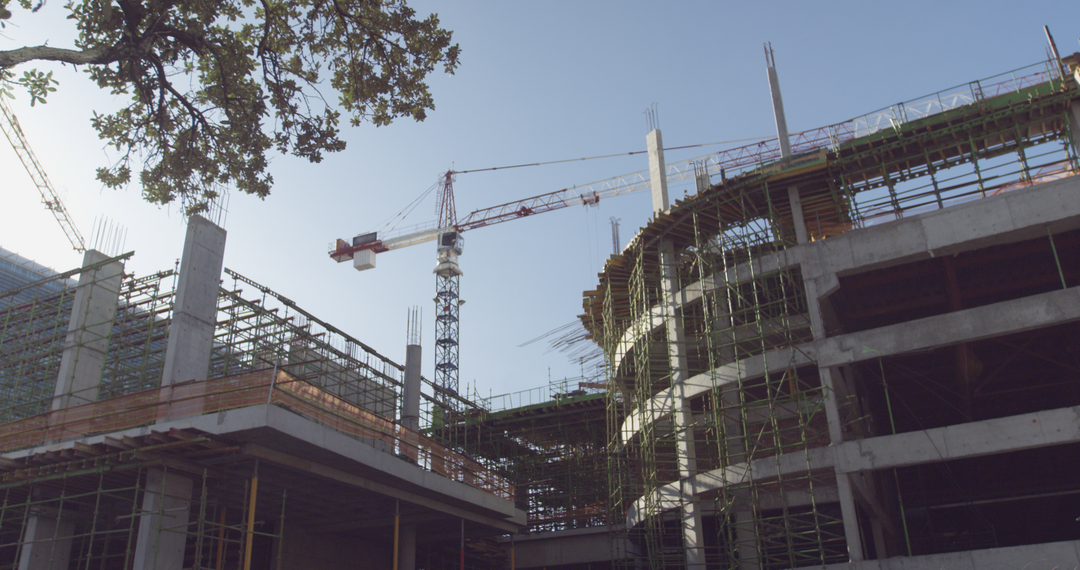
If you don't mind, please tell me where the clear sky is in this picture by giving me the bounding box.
[2,1,1078,401]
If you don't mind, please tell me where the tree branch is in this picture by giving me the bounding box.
[0,44,120,67]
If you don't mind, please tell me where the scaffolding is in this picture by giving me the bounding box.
[0,252,140,421]
[593,190,844,569]
[0,259,408,425]
[214,268,404,419]
[0,253,523,568]
[0,433,285,570]
[429,377,608,534]
[584,58,1080,569]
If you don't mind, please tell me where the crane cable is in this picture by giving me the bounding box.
[376,178,441,234]
[373,135,772,233]
[451,136,772,174]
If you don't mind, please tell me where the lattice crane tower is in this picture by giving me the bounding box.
[432,171,463,402]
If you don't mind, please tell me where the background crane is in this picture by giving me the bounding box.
[0,97,85,252]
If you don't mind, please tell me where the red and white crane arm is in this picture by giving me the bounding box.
[328,170,647,270]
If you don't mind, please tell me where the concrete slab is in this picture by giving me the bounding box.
[796,173,1080,280]
[921,194,1016,253]
[821,539,1080,570]
[847,216,929,272]
[629,405,1080,525]
[7,402,524,531]
[620,347,813,443]
[816,286,1080,368]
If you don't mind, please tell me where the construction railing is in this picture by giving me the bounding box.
[0,369,515,501]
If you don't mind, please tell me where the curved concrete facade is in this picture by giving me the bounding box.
[585,75,1080,567]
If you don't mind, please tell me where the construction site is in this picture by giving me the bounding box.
[2,35,1080,570]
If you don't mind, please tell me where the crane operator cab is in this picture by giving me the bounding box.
[434,231,464,277]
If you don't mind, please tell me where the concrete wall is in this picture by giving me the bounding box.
[277,523,391,570]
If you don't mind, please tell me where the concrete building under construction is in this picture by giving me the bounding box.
[3,48,1080,570]
[0,219,524,570]
[577,51,1080,569]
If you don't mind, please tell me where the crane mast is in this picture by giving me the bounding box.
[433,171,463,404]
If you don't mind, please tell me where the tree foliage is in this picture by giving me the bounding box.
[0,0,460,214]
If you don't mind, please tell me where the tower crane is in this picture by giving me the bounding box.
[327,134,778,403]
[0,97,86,252]
[328,169,614,405]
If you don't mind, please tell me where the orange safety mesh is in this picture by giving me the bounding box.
[0,370,515,500]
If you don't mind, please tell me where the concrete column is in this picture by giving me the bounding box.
[767,56,809,247]
[132,468,194,570]
[767,64,792,160]
[162,215,227,387]
[401,343,422,462]
[649,129,705,570]
[721,386,760,568]
[402,345,422,432]
[17,509,75,570]
[52,250,124,410]
[647,129,669,215]
[398,524,416,570]
[834,472,864,562]
[804,274,865,562]
[679,496,705,568]
[1068,98,1080,158]
[787,186,809,244]
[733,508,760,570]
[160,216,226,421]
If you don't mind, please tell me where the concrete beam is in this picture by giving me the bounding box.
[767,63,792,160]
[505,526,625,568]
[835,472,864,562]
[398,524,416,570]
[649,123,704,568]
[402,344,421,432]
[788,186,809,244]
[623,284,1080,448]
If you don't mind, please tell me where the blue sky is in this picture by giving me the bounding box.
[2,1,1078,400]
